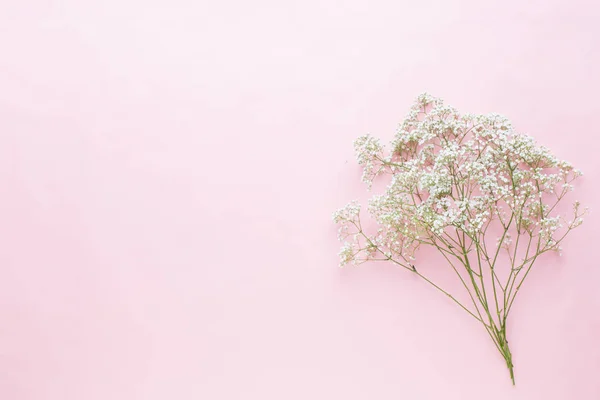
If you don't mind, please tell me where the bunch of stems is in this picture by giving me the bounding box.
[347,174,583,385]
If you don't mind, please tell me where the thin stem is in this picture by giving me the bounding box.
[435,243,487,324]
[351,224,486,325]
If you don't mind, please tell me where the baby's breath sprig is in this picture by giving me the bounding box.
[333,93,586,385]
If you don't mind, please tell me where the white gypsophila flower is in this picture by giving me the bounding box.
[335,92,585,267]
[354,135,385,189]
[497,233,513,250]
[332,200,361,224]
[338,242,356,266]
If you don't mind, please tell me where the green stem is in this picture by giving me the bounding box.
[496,324,515,385]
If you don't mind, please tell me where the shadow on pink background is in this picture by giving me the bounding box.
[0,1,599,399]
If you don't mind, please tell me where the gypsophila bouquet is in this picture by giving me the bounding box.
[333,93,586,384]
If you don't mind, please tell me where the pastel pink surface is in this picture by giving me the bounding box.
[0,1,599,399]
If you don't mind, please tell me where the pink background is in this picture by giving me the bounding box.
[1,1,599,399]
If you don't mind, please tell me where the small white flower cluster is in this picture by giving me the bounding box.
[497,233,513,250]
[334,93,586,267]
[338,242,356,265]
[332,200,361,225]
[332,201,366,266]
[354,135,385,189]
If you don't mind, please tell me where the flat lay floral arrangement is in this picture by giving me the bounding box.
[333,93,586,384]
